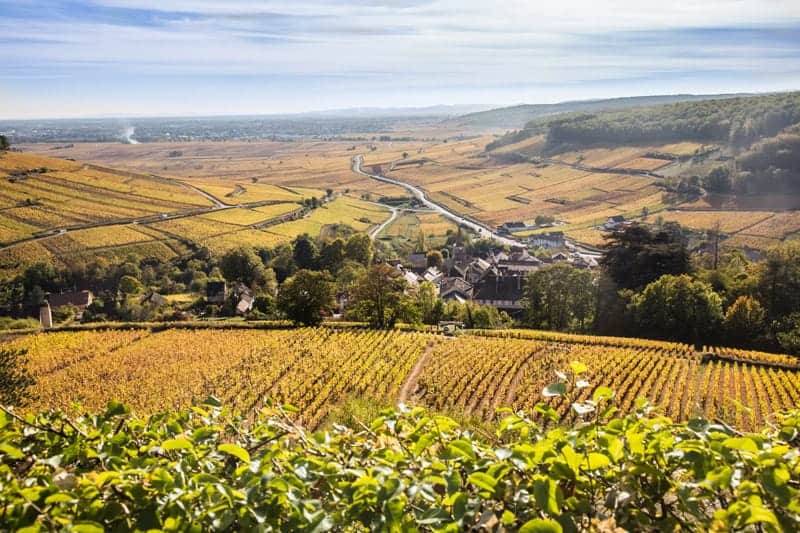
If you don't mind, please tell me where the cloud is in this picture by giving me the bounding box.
[1,0,799,118]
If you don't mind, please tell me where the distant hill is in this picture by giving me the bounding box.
[482,91,800,200]
[300,104,496,118]
[485,91,800,152]
[450,93,753,130]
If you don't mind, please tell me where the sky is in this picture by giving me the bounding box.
[2,0,800,119]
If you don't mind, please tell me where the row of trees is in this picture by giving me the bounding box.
[3,223,511,330]
[277,263,511,329]
[518,223,800,353]
[6,207,799,353]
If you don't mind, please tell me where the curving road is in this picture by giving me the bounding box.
[353,155,524,247]
[368,204,398,240]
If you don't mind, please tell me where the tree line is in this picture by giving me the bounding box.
[520,222,800,354]
[1,229,510,330]
[540,92,800,152]
[5,216,800,354]
[486,92,800,155]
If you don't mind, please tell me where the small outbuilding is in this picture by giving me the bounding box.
[47,290,93,318]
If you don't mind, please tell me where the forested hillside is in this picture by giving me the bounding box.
[449,93,746,130]
[737,134,800,193]
[485,92,800,199]
[488,92,800,152]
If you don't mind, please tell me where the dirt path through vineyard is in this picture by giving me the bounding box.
[398,342,435,404]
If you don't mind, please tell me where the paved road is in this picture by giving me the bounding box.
[354,155,605,257]
[180,181,227,209]
[353,155,524,247]
[368,204,398,239]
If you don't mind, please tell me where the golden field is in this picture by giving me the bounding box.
[365,137,670,230]
[6,326,800,431]
[0,145,395,277]
[0,151,211,245]
[380,210,457,246]
[9,134,799,263]
[19,140,417,199]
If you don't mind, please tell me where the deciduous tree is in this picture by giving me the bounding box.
[319,239,345,274]
[629,274,723,346]
[345,234,373,266]
[723,295,766,348]
[277,269,335,326]
[350,263,407,328]
[426,250,444,270]
[523,263,594,331]
[292,234,318,270]
[757,241,800,321]
[220,247,268,289]
[118,275,142,295]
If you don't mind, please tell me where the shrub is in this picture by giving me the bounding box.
[1,370,799,531]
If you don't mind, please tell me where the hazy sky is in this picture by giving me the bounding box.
[2,0,800,119]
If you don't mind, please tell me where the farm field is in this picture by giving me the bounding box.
[0,136,402,276]
[618,209,800,250]
[10,328,430,429]
[364,137,797,250]
[9,326,800,431]
[379,210,457,245]
[19,140,418,200]
[0,224,187,279]
[488,134,546,155]
[552,142,711,168]
[14,137,798,253]
[192,182,316,204]
[365,137,670,230]
[719,211,800,248]
[657,210,774,233]
[0,192,385,277]
[199,203,301,226]
[264,196,390,238]
[144,195,388,255]
[0,151,212,245]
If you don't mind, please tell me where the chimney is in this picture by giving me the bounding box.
[39,301,52,329]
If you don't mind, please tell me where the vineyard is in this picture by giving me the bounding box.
[22,140,412,200]
[8,326,800,431]
[378,211,456,247]
[0,143,392,277]
[8,134,798,271]
[360,136,800,250]
[365,137,675,235]
[9,328,429,428]
[0,152,211,244]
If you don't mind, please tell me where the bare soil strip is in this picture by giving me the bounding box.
[398,342,434,404]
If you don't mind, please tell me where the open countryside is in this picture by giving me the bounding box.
[2,2,800,530]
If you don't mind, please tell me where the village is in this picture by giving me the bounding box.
[34,217,617,326]
[391,237,601,315]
